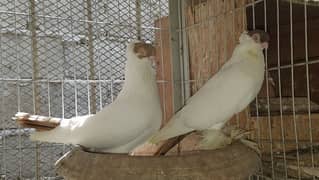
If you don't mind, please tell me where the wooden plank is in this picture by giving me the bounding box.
[132,17,174,155]
[250,97,319,116]
[154,17,174,126]
[262,149,319,179]
[249,114,319,153]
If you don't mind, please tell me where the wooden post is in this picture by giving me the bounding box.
[29,0,41,179]
[86,0,97,114]
[135,0,142,40]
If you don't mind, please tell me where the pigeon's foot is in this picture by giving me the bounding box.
[227,126,260,154]
[197,130,232,150]
[240,139,260,155]
[197,126,260,153]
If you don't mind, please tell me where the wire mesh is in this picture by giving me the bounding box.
[0,0,169,179]
[247,1,319,179]
[2,0,319,179]
[180,0,319,179]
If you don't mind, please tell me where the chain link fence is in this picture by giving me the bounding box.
[0,0,168,179]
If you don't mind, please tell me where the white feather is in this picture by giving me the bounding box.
[30,41,162,153]
[150,33,265,144]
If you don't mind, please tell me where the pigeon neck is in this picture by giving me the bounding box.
[121,58,157,94]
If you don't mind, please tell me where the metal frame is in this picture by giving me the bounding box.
[168,0,191,112]
[168,0,184,112]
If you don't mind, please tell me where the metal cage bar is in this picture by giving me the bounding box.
[179,0,319,179]
[276,0,288,178]
[289,0,301,179]
[304,2,316,180]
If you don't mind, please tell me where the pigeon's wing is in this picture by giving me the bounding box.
[59,96,160,151]
[182,58,260,129]
[29,115,92,143]
[149,110,193,144]
[28,41,162,153]
[150,57,263,143]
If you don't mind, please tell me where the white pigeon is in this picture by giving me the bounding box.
[150,30,269,145]
[16,41,162,153]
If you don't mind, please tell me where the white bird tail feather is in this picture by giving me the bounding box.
[13,112,73,143]
[14,112,61,131]
[30,127,72,144]
[149,116,192,144]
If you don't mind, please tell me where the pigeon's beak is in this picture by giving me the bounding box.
[261,42,268,50]
[248,30,269,50]
[133,42,156,59]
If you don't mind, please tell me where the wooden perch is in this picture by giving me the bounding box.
[250,97,319,116]
[56,142,260,180]
[249,113,319,153]
[261,145,319,179]
[281,0,319,6]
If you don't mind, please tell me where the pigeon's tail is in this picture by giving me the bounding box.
[13,112,61,131]
[149,116,193,144]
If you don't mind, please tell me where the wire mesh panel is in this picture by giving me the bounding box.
[246,1,319,179]
[180,0,319,179]
[0,0,168,179]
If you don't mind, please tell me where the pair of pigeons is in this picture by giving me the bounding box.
[15,30,269,153]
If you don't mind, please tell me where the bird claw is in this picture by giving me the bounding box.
[197,127,259,153]
[228,127,261,154]
[230,128,253,140]
[197,130,232,150]
[240,139,261,155]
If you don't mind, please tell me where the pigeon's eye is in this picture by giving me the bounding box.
[251,34,261,43]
